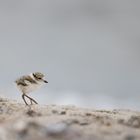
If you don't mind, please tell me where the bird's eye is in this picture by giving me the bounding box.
[38,78,42,80]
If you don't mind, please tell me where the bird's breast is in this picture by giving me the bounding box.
[17,82,44,94]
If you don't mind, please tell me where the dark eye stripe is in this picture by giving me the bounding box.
[33,73,42,80]
[33,73,37,78]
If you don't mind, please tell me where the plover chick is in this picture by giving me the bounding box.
[15,72,48,105]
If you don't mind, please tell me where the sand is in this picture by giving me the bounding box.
[0,98,140,140]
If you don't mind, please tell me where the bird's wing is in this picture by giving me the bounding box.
[23,76,37,84]
[15,75,37,86]
[15,78,28,86]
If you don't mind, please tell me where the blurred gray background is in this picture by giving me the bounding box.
[0,0,140,110]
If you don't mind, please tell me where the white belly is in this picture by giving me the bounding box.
[17,82,44,94]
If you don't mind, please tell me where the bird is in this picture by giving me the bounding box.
[15,72,48,105]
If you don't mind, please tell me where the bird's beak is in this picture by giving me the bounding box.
[44,80,48,83]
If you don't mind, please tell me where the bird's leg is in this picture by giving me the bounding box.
[22,94,29,105]
[24,94,38,104]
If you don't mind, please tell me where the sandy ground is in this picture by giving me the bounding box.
[0,98,140,140]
